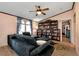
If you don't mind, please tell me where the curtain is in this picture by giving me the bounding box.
[29,20,32,35]
[17,17,22,34]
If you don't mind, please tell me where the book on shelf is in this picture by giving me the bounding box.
[37,20,60,40]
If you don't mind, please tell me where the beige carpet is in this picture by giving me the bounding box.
[0,46,17,56]
[52,40,78,56]
[0,41,78,56]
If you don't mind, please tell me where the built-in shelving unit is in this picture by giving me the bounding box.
[37,19,60,41]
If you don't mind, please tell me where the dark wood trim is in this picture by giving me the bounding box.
[46,9,72,19]
[39,2,75,22]
[0,11,28,20]
[39,9,72,22]
[72,2,75,9]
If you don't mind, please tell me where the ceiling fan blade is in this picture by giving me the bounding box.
[41,12,46,15]
[42,8,49,11]
[36,14,38,16]
[38,6,40,8]
[29,11,35,12]
[35,5,40,8]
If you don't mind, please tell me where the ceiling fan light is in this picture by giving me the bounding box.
[37,11,41,15]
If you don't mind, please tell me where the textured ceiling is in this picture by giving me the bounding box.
[0,2,73,21]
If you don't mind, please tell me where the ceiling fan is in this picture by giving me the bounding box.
[29,5,49,16]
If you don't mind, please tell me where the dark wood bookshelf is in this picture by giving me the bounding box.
[37,19,60,41]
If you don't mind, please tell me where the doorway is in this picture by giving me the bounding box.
[62,20,71,43]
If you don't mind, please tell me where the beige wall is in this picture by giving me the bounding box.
[48,3,79,55]
[49,10,75,44]
[0,13,17,47]
[74,2,79,55]
[32,21,38,35]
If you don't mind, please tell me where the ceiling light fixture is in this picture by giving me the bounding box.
[37,11,41,15]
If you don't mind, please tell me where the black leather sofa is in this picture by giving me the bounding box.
[8,34,54,56]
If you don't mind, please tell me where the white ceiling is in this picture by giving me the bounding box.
[0,2,73,21]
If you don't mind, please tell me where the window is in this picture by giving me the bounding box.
[18,19,31,34]
[26,21,31,34]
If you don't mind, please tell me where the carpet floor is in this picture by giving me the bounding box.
[0,41,78,56]
[52,40,78,56]
[0,46,17,56]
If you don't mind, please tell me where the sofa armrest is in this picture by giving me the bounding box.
[30,41,51,56]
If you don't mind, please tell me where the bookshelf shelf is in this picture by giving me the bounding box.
[37,19,60,41]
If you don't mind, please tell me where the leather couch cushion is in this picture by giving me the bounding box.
[11,39,36,56]
[30,41,50,56]
[13,34,37,46]
[23,32,31,36]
